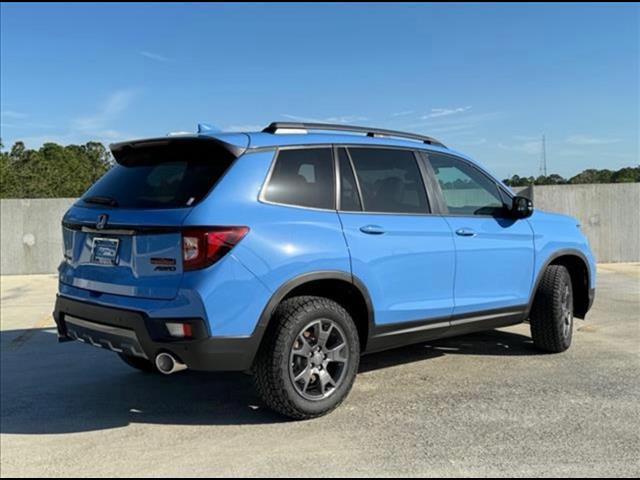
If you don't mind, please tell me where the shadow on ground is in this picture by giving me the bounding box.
[1,326,538,435]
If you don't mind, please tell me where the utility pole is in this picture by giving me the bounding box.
[539,134,547,177]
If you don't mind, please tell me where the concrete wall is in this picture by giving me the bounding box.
[1,183,638,274]
[1,198,76,275]
[527,183,640,263]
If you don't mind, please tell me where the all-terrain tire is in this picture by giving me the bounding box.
[530,264,574,353]
[118,353,158,373]
[253,296,360,420]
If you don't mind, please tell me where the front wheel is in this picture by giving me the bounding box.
[530,264,574,353]
[253,296,360,420]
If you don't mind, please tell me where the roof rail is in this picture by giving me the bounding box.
[262,122,446,148]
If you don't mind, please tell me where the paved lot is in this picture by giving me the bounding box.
[1,265,639,477]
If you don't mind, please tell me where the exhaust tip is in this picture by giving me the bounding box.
[155,352,187,375]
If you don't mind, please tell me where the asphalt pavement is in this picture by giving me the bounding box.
[1,264,638,477]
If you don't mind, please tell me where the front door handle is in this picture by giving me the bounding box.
[455,228,477,237]
[360,225,385,235]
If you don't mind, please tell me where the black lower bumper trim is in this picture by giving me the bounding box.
[53,295,261,372]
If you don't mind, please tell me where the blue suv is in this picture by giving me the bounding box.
[54,122,596,419]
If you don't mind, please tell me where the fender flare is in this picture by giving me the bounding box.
[248,270,375,355]
[525,248,592,318]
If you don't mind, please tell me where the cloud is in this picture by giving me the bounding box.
[565,134,620,146]
[427,124,475,134]
[0,120,54,130]
[139,50,171,62]
[391,110,414,117]
[422,106,472,119]
[401,111,503,140]
[281,114,368,124]
[1,110,28,119]
[458,137,487,147]
[498,138,541,155]
[73,89,137,132]
[325,115,368,124]
[4,89,138,148]
[0,109,55,130]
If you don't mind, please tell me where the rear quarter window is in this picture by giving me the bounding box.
[262,148,335,210]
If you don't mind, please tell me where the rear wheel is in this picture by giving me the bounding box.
[530,265,574,353]
[117,353,157,373]
[253,296,360,420]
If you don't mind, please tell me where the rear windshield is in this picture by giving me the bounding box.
[81,141,235,209]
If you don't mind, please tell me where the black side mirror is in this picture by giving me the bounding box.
[511,195,533,219]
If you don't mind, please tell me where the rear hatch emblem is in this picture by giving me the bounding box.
[96,214,108,230]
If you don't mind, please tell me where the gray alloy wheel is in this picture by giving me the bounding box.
[288,319,350,401]
[252,295,360,419]
[560,284,573,339]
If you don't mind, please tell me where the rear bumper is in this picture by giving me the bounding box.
[53,295,262,372]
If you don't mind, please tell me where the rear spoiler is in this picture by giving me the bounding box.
[110,135,247,163]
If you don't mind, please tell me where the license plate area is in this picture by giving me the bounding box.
[91,237,120,265]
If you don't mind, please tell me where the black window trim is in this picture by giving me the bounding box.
[258,145,337,212]
[258,143,511,217]
[422,150,513,218]
[334,146,364,212]
[341,147,366,211]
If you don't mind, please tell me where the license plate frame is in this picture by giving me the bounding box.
[91,237,120,265]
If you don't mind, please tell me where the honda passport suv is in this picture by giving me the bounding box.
[54,122,596,419]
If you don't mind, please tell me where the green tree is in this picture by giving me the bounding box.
[504,166,639,187]
[0,141,113,198]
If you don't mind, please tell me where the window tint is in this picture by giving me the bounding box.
[338,148,362,211]
[429,153,505,216]
[82,142,235,209]
[263,148,335,209]
[348,148,428,214]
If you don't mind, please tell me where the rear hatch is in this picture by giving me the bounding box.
[60,136,245,300]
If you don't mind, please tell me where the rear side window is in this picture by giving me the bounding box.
[263,148,335,210]
[82,140,235,209]
[347,148,429,214]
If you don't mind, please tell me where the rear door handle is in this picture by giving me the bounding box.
[455,228,476,237]
[360,225,385,235]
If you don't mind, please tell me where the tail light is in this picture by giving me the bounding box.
[182,227,249,271]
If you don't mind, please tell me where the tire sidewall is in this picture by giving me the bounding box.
[276,301,360,416]
[557,270,574,349]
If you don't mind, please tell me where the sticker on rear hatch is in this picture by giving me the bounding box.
[91,237,120,265]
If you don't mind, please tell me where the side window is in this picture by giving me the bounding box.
[263,148,335,210]
[428,153,505,216]
[348,148,429,214]
[337,148,362,211]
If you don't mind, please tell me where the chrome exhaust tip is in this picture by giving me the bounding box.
[155,352,187,375]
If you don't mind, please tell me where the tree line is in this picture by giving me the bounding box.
[0,141,112,198]
[502,167,640,187]
[0,140,638,198]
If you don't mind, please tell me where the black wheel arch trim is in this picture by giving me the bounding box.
[250,270,375,353]
[526,248,593,319]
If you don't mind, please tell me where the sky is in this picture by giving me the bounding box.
[1,2,638,179]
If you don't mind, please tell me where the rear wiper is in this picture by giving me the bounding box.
[83,195,119,207]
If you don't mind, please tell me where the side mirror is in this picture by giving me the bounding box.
[512,195,533,218]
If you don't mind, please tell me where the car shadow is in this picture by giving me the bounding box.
[359,328,540,373]
[1,326,538,434]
